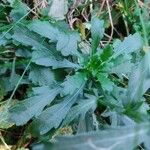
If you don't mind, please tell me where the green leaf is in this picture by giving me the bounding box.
[12,25,53,51]
[30,83,85,136]
[31,45,60,67]
[12,27,80,68]
[9,86,60,125]
[6,0,15,6]
[0,34,9,46]
[100,45,113,62]
[113,33,143,57]
[91,17,104,54]
[28,20,80,56]
[32,123,150,150]
[109,55,133,75]
[15,48,31,58]
[61,73,87,95]
[97,73,114,91]
[48,0,68,20]
[28,20,59,41]
[77,112,97,133]
[32,48,80,69]
[29,66,55,86]
[52,59,81,69]
[0,85,4,101]
[127,54,150,103]
[62,95,97,125]
[56,31,80,56]
[10,1,29,21]
[0,77,15,93]
[0,74,28,93]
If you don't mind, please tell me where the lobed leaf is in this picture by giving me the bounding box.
[30,83,85,136]
[113,33,143,58]
[28,20,80,56]
[97,73,114,91]
[62,95,97,125]
[29,66,55,86]
[28,20,59,41]
[9,86,60,125]
[127,53,150,103]
[61,72,87,95]
[32,48,80,68]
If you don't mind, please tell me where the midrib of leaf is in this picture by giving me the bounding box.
[76,100,95,112]
[56,82,86,116]
[62,98,96,125]
[73,100,96,114]
[9,86,61,125]
[26,86,60,113]
[13,26,55,56]
[30,81,86,135]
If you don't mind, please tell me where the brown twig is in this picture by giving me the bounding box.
[96,0,106,17]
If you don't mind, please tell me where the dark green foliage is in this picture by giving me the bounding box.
[0,0,150,149]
